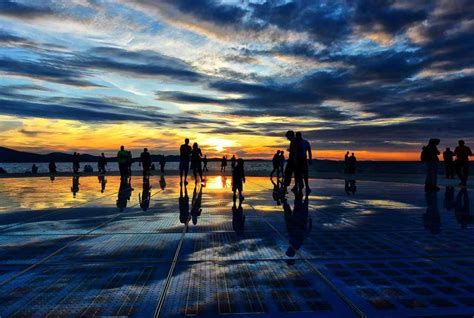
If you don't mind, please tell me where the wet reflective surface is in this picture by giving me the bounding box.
[0,176,473,317]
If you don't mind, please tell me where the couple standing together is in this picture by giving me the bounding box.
[282,131,313,195]
[179,138,204,185]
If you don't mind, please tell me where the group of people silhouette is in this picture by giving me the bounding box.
[422,139,473,191]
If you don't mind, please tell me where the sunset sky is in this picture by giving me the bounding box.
[0,0,472,160]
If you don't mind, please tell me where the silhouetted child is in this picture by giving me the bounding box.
[232,158,245,202]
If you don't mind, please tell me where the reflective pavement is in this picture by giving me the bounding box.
[0,176,473,317]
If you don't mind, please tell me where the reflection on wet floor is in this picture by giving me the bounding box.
[0,175,473,317]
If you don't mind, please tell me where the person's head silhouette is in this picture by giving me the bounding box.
[120,145,124,151]
[144,148,148,153]
[285,130,295,141]
[185,138,189,145]
[193,142,198,149]
[459,140,465,146]
[446,147,450,151]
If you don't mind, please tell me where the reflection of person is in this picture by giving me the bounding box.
[423,191,441,234]
[139,177,152,211]
[117,177,133,212]
[160,175,166,190]
[191,184,203,225]
[71,175,80,198]
[232,201,245,235]
[455,188,471,229]
[284,193,311,260]
[271,177,282,206]
[98,175,107,193]
[179,184,190,224]
[443,186,455,211]
[344,179,357,195]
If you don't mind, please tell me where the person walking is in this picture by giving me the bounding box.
[203,155,209,172]
[232,158,246,204]
[443,147,455,179]
[98,153,107,174]
[295,132,312,193]
[454,140,473,187]
[421,138,441,192]
[179,139,192,185]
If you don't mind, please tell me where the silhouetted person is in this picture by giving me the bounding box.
[203,155,208,172]
[139,176,152,211]
[284,192,311,260]
[72,152,80,174]
[159,155,166,173]
[344,151,350,173]
[48,161,56,174]
[454,140,473,187]
[127,150,133,177]
[117,177,133,212]
[191,184,203,225]
[31,164,38,174]
[71,175,80,198]
[232,158,245,203]
[230,155,236,171]
[179,184,190,224]
[421,138,440,192]
[443,186,455,211]
[295,132,312,193]
[190,142,203,183]
[455,188,471,229]
[160,175,166,190]
[179,138,192,185]
[279,150,285,176]
[271,150,281,178]
[140,148,152,177]
[443,148,455,179]
[98,175,107,193]
[282,130,297,194]
[117,146,129,180]
[232,201,245,235]
[423,191,441,234]
[221,155,227,173]
[98,153,107,174]
[347,153,357,174]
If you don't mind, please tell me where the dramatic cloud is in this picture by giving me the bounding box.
[0,0,472,158]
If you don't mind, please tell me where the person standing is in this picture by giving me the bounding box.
[454,140,473,187]
[282,130,297,194]
[203,155,209,172]
[231,155,237,171]
[159,155,166,173]
[98,153,107,174]
[421,138,441,192]
[221,155,227,173]
[443,148,455,179]
[140,148,152,177]
[190,142,203,183]
[73,152,80,174]
[271,150,281,178]
[49,161,57,174]
[295,132,312,193]
[279,150,285,176]
[117,146,129,180]
[232,158,246,203]
[179,139,192,185]
[344,151,350,173]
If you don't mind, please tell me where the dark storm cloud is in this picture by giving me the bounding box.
[354,0,429,34]
[157,91,230,105]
